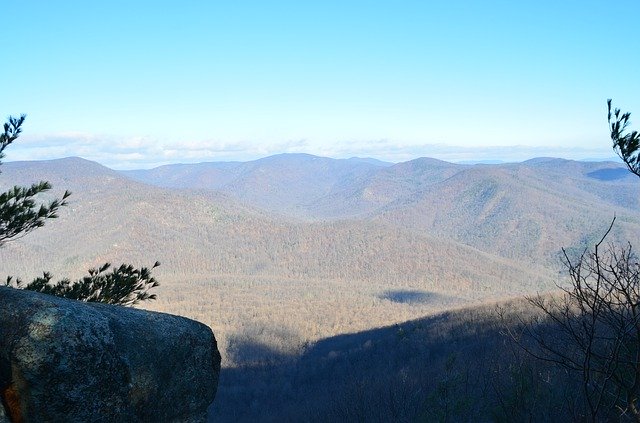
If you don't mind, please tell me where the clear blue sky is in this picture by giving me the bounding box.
[3,1,639,168]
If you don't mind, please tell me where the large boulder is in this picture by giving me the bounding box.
[0,286,221,422]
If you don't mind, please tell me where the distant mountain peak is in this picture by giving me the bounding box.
[345,157,394,167]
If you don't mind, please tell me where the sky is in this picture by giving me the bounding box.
[2,1,640,169]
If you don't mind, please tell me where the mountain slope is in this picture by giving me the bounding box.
[0,157,551,299]
[374,159,640,263]
[122,153,388,217]
[118,154,640,267]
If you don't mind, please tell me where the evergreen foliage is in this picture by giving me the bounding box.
[0,115,159,306]
[609,99,640,177]
[0,115,70,245]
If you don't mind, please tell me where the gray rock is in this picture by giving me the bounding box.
[0,286,221,422]
[0,403,8,423]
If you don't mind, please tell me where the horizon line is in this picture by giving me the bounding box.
[3,152,624,171]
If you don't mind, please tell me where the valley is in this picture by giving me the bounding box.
[0,154,638,420]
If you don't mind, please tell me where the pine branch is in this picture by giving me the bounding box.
[5,262,161,307]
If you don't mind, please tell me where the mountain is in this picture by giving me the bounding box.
[119,154,640,266]
[0,157,550,299]
[122,155,468,219]
[456,159,506,164]
[374,158,640,264]
[122,154,400,218]
[3,155,638,421]
[122,160,242,190]
[2,155,634,344]
[344,157,394,167]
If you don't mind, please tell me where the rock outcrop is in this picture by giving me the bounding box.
[0,286,221,422]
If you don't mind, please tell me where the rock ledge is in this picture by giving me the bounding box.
[0,286,220,422]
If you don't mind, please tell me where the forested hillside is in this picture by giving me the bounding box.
[0,157,553,291]
[1,155,637,421]
[124,154,640,264]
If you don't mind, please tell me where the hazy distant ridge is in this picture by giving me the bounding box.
[123,154,640,227]
[1,154,638,300]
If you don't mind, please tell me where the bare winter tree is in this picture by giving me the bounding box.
[512,101,640,422]
[520,219,640,421]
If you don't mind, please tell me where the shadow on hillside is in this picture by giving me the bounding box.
[224,327,302,366]
[587,167,632,181]
[378,289,449,304]
[208,303,579,422]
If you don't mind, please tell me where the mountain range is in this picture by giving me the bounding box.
[2,152,639,420]
[0,155,562,296]
[123,153,640,262]
[0,154,636,292]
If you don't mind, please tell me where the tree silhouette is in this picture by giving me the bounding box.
[513,101,640,421]
[0,115,70,246]
[0,115,159,306]
[609,99,640,177]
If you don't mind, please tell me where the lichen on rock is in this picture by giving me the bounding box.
[0,286,221,422]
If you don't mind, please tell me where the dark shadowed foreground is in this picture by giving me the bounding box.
[209,298,622,422]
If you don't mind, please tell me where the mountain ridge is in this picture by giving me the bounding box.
[2,155,635,280]
[0,156,553,298]
[119,154,636,224]
[2,154,638,415]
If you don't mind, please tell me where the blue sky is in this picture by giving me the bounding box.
[3,1,639,168]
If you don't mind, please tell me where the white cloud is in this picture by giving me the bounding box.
[4,132,617,170]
